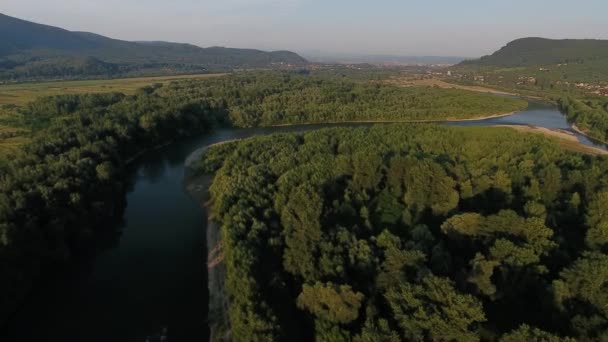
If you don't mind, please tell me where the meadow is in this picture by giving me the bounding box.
[0,73,224,107]
[0,124,27,160]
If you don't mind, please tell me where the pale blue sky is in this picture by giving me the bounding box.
[3,0,607,57]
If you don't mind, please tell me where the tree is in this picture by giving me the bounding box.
[281,184,324,281]
[553,252,608,339]
[95,161,114,181]
[585,191,608,249]
[500,325,575,342]
[403,159,459,216]
[468,253,499,297]
[297,282,364,324]
[385,276,485,342]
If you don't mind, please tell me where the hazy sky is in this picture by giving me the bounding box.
[3,0,608,57]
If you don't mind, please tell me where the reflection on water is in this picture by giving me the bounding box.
[3,100,606,342]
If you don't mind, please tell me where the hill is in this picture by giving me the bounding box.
[450,37,608,143]
[0,13,307,80]
[460,37,608,67]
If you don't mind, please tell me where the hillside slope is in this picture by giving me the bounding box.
[0,13,307,80]
[461,37,608,67]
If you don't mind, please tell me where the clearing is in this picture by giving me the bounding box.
[385,77,517,96]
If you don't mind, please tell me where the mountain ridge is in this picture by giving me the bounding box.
[0,13,308,80]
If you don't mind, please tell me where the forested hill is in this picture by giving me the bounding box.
[0,13,307,80]
[460,37,608,67]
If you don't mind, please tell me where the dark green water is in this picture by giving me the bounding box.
[2,101,606,341]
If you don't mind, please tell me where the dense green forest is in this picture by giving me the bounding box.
[0,72,528,327]
[0,13,307,81]
[558,97,608,142]
[0,56,213,80]
[198,125,608,341]
[156,73,527,127]
[0,72,526,157]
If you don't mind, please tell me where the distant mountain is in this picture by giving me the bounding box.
[0,13,307,80]
[460,37,608,67]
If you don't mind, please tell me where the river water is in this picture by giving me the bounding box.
[2,101,606,341]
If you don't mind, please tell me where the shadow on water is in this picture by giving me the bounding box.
[2,100,607,342]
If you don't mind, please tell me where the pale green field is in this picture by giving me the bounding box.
[0,73,225,106]
[0,124,27,158]
[0,136,27,158]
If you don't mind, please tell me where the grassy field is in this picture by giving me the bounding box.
[384,77,518,96]
[0,73,225,106]
[0,124,28,158]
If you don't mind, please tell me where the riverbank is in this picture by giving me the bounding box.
[572,124,608,145]
[495,125,608,156]
[184,152,232,341]
[270,110,520,127]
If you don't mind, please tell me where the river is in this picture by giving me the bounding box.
[2,101,606,341]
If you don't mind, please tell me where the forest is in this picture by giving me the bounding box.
[197,125,608,341]
[0,71,528,327]
[558,97,608,142]
[0,56,213,81]
[156,72,527,127]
